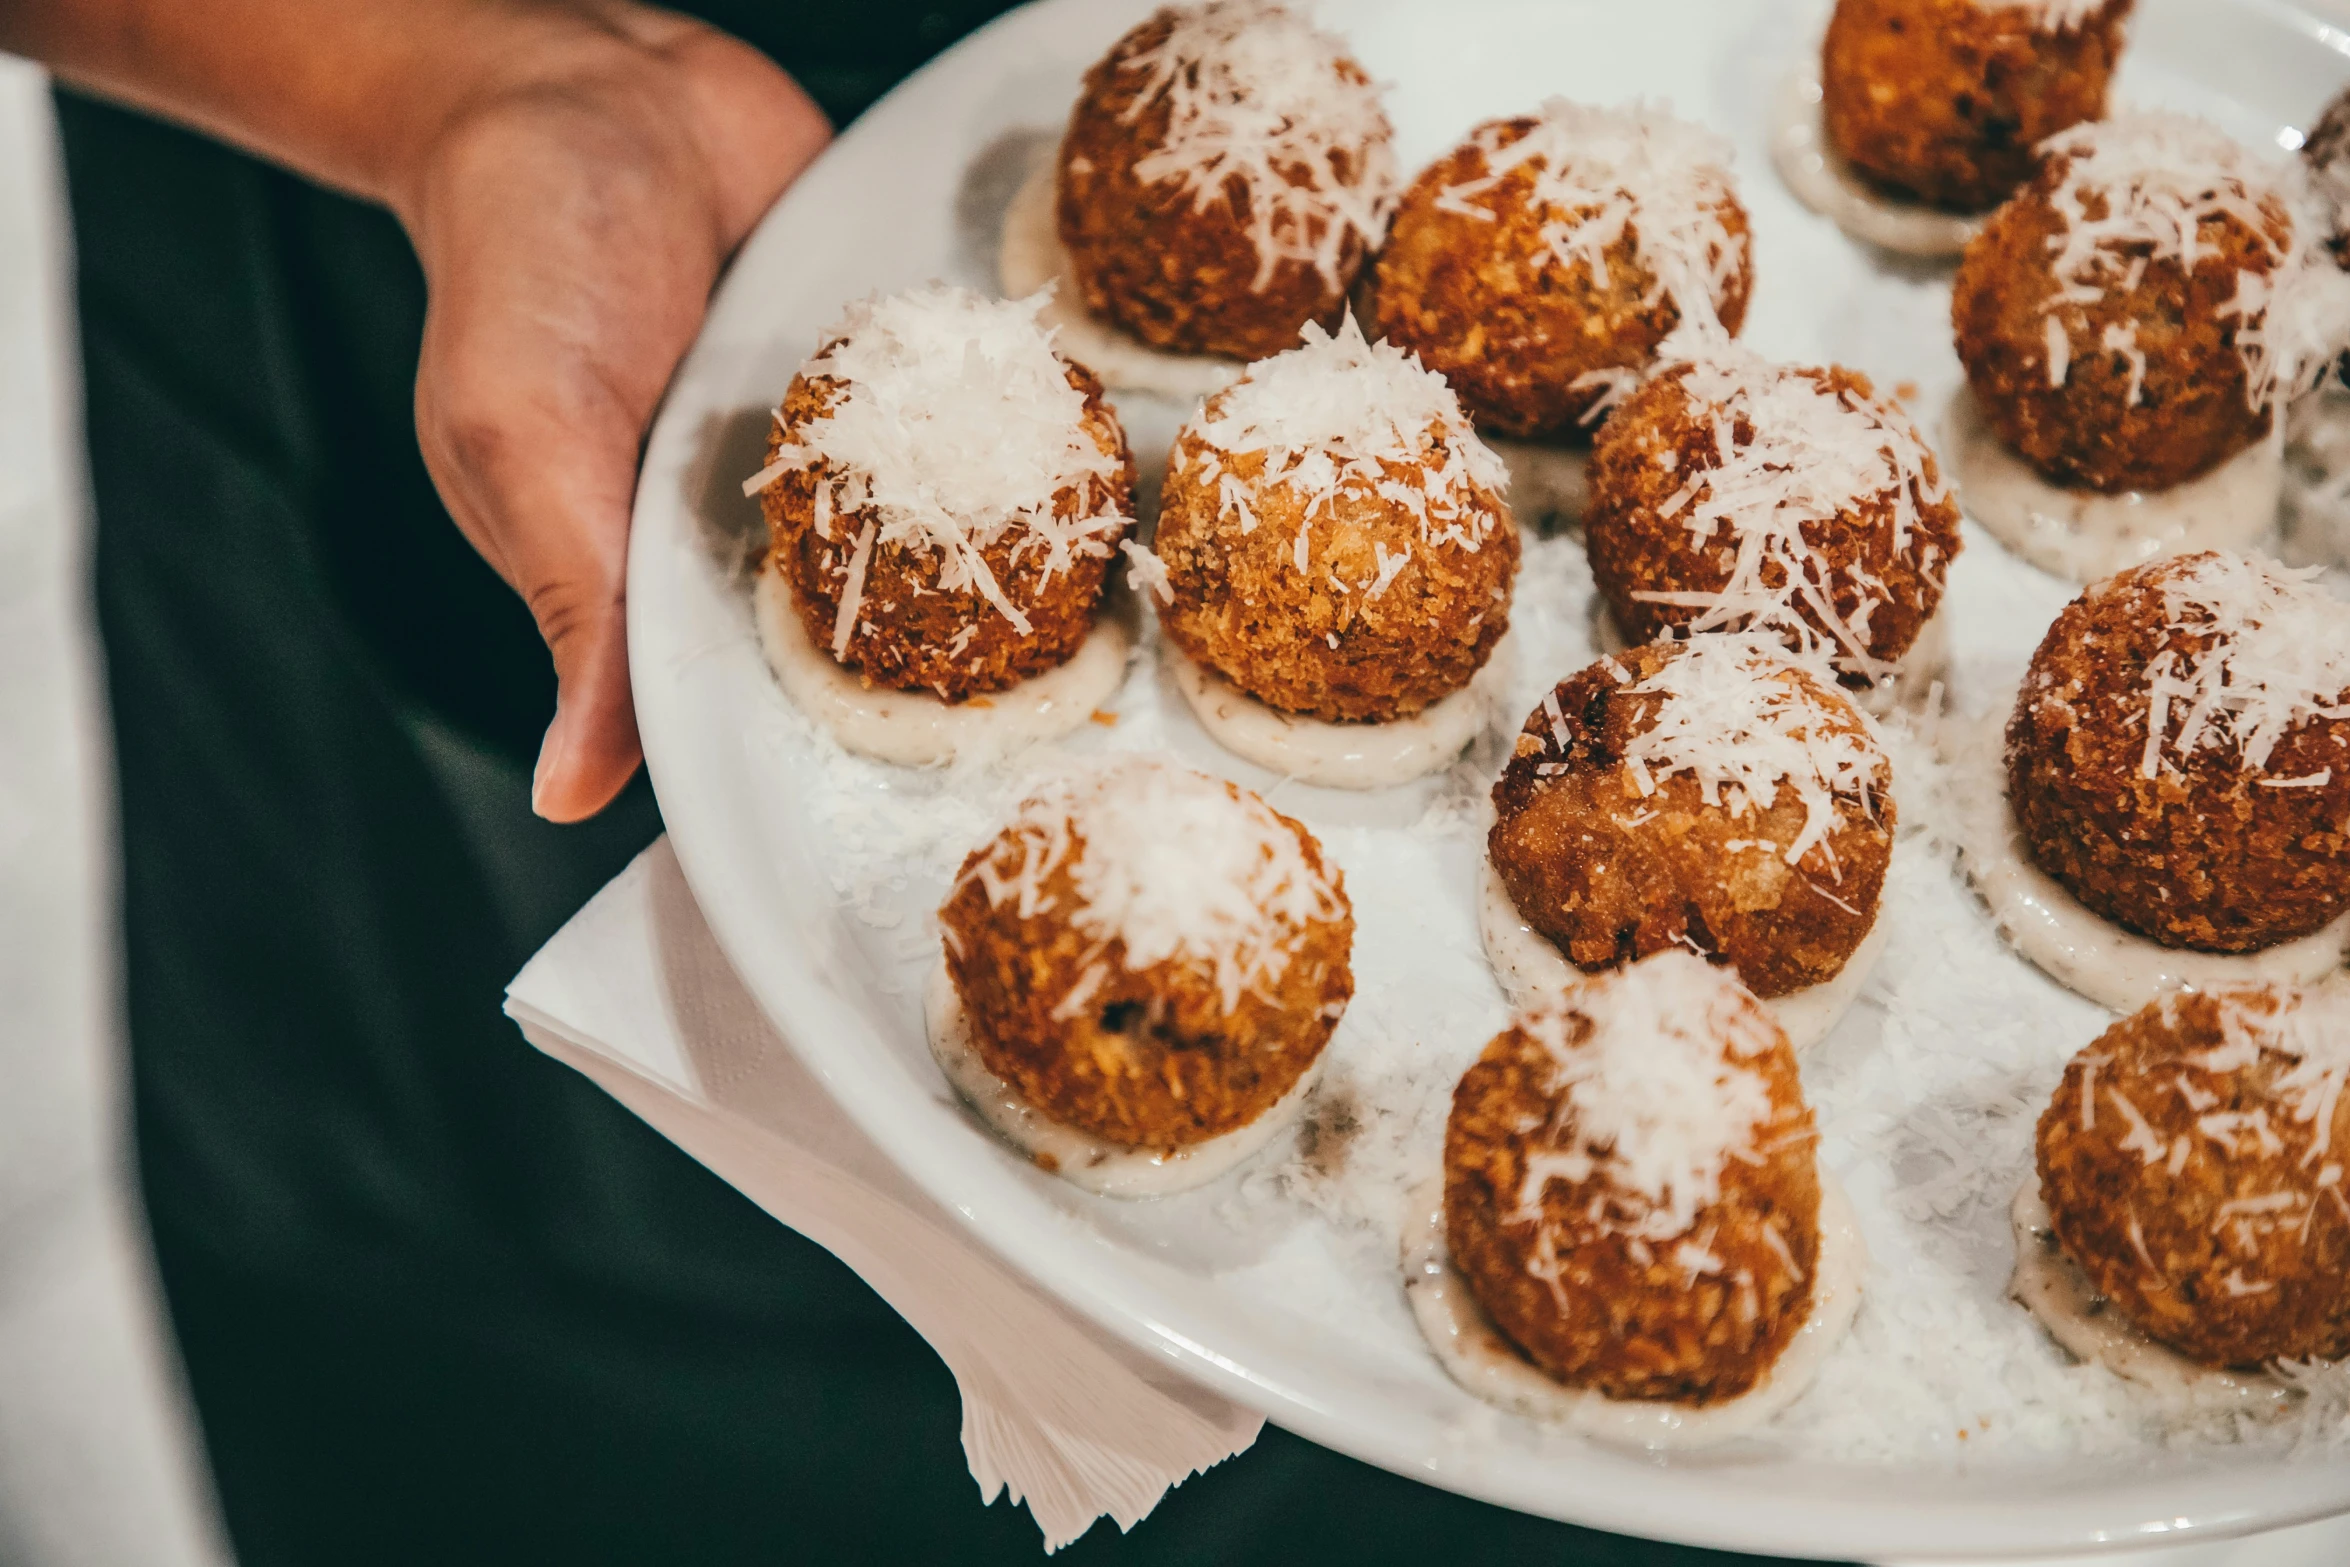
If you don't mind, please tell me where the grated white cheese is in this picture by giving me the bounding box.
[1611,633,1890,866]
[1509,949,1793,1260]
[1628,343,1951,684]
[960,756,1346,1015]
[2131,552,2350,780]
[2180,985,2350,1167]
[2032,113,2350,415]
[752,285,1130,654]
[1973,0,2114,30]
[1440,99,1743,351]
[1116,0,1397,291]
[1178,314,1509,578]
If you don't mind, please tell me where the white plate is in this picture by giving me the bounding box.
[626,1,2350,1558]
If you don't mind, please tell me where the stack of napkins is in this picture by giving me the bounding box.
[504,840,1262,1551]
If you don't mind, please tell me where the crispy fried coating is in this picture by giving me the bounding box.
[2006,559,2350,952]
[939,806,1354,1151]
[1489,644,1892,999]
[1821,0,2132,212]
[760,360,1135,701]
[1152,412,1518,721]
[2037,988,2350,1368]
[1368,119,1753,440]
[1951,155,2286,493]
[1585,363,1959,674]
[1055,12,1385,360]
[1444,997,1820,1402]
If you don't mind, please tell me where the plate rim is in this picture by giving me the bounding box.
[627,0,2350,1555]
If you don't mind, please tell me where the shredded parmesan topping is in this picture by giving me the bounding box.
[1177,315,1507,580]
[2132,552,2350,780]
[1509,950,1792,1258]
[1117,0,1397,291]
[1609,634,1889,866]
[746,286,1129,658]
[961,757,1345,1015]
[2033,113,2350,414]
[1973,0,2112,31]
[1630,344,1950,684]
[1439,99,1741,347]
[2156,986,2350,1246]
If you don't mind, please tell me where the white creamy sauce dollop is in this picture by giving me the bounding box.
[1950,708,2350,1013]
[923,963,1321,1199]
[1768,70,1983,258]
[1403,1176,1867,1448]
[998,151,1242,402]
[753,564,1133,767]
[1944,387,2284,584]
[1478,860,1883,1052]
[1168,637,1509,789]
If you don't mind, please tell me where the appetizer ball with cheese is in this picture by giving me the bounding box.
[1444,950,1822,1402]
[1821,0,2132,213]
[1952,113,2304,493]
[1371,99,1753,441]
[2007,552,2350,952]
[753,286,1136,700]
[1149,316,1518,720]
[2037,984,2350,1366]
[1585,345,1961,692]
[939,758,1353,1152]
[1057,0,1397,360]
[1491,635,1894,1000]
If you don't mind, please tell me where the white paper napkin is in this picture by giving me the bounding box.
[503,838,1262,1552]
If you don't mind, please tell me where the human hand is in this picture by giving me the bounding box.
[395,8,829,820]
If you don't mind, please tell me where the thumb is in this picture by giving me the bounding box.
[416,378,647,824]
[528,565,642,823]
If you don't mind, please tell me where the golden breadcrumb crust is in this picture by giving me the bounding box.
[760,358,1135,701]
[1055,11,1385,360]
[1489,643,1893,1000]
[939,802,1354,1152]
[2006,557,2350,952]
[1822,0,2132,212]
[2037,989,2350,1367]
[1152,410,1518,721]
[1444,1001,1820,1402]
[1952,157,2285,492]
[1585,363,1959,673]
[1369,116,1753,440]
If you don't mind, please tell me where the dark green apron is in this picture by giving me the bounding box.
[57,6,1816,1560]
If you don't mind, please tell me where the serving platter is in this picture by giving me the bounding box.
[626,0,2350,1557]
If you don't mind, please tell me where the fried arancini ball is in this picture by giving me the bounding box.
[1445,951,1821,1402]
[1490,638,1894,1000]
[1369,103,1754,441]
[1151,318,1518,721]
[1056,4,1395,361]
[939,760,1354,1151]
[2007,552,2350,952]
[1585,354,1960,682]
[2037,985,2350,1368]
[760,290,1137,702]
[1821,0,2132,213]
[1951,116,2291,493]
